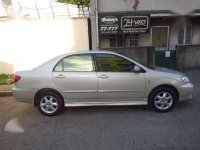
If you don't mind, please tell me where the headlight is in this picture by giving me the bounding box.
[181,76,190,83]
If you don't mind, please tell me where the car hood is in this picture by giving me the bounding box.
[153,66,184,76]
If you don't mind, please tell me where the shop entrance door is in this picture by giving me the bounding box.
[152,26,169,49]
[152,26,175,69]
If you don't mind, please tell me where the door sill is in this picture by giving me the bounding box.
[65,101,147,107]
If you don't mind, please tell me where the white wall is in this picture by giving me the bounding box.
[0,61,14,74]
[0,18,89,72]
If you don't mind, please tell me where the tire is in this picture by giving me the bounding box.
[36,91,63,116]
[149,87,178,112]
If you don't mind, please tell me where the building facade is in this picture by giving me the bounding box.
[90,0,200,69]
[91,0,200,51]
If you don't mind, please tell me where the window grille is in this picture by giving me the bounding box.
[127,34,139,47]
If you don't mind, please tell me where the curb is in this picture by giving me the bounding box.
[0,91,13,97]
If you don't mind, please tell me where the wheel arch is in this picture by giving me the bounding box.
[34,88,64,107]
[148,84,179,105]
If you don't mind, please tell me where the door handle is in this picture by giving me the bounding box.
[55,74,65,78]
[98,74,109,79]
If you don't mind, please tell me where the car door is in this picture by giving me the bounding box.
[53,54,97,102]
[95,53,145,101]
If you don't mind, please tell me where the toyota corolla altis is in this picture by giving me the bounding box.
[13,51,193,116]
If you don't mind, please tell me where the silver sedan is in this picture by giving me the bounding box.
[13,51,193,116]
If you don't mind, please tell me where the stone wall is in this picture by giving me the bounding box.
[176,45,200,70]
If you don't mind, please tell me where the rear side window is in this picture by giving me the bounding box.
[96,54,134,72]
[54,54,93,72]
[54,61,63,72]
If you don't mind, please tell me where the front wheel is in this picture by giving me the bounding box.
[149,87,178,112]
[36,91,63,116]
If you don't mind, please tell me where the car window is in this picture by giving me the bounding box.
[54,54,93,72]
[54,60,63,72]
[96,53,134,72]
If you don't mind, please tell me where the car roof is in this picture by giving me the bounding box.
[56,50,120,60]
[65,50,118,55]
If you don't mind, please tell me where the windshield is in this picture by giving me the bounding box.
[138,62,155,70]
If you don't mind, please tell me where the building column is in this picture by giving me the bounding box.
[90,0,99,50]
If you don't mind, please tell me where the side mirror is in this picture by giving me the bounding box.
[134,65,141,73]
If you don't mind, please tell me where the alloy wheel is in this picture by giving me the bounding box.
[40,96,59,114]
[153,91,173,111]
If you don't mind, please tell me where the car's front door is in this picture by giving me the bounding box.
[95,53,145,101]
[53,54,97,102]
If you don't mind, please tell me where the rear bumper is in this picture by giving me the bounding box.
[178,83,194,101]
[12,87,36,104]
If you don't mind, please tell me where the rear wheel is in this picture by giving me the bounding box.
[36,91,63,116]
[149,87,178,112]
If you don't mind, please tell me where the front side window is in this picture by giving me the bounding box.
[96,54,134,72]
[54,54,93,72]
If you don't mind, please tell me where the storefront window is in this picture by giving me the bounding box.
[109,34,140,48]
[109,35,124,47]
[127,34,140,47]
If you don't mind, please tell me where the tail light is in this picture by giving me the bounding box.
[14,75,21,83]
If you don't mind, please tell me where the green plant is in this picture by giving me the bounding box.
[0,74,14,84]
[58,0,90,7]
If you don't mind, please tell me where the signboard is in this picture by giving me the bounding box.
[165,51,171,57]
[121,16,148,33]
[99,14,149,34]
[99,16,119,34]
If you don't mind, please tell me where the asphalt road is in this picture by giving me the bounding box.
[0,69,200,150]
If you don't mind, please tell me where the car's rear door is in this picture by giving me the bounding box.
[53,54,97,102]
[95,53,145,101]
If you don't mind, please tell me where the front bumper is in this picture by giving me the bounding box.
[178,83,194,101]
